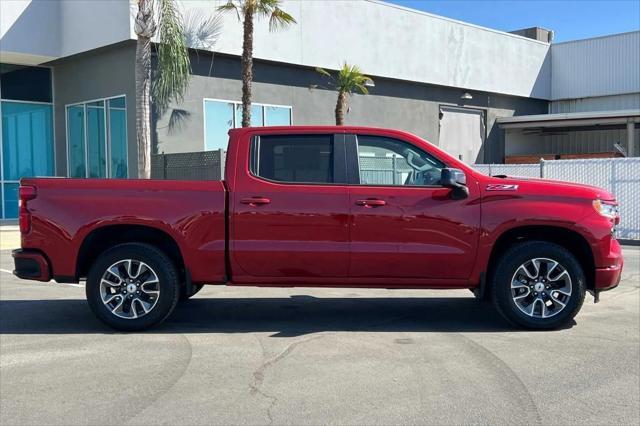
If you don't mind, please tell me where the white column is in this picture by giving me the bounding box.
[627,120,635,157]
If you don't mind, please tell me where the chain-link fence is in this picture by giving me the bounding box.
[474,158,640,240]
[473,163,541,178]
[358,156,413,185]
[151,150,226,181]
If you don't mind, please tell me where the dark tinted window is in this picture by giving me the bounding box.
[252,135,334,184]
[0,64,52,103]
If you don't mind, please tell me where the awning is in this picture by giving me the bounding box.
[497,109,640,129]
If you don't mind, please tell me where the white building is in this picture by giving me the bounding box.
[0,0,638,219]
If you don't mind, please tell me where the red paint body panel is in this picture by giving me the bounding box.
[17,125,622,293]
[20,178,227,284]
[229,128,350,281]
[348,184,480,281]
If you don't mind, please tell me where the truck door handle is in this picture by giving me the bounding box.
[241,197,271,206]
[355,199,386,207]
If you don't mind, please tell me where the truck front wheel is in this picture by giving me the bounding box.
[86,243,180,331]
[491,241,586,330]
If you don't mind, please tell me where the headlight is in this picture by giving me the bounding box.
[593,199,619,220]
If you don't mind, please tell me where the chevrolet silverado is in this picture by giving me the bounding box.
[13,126,623,330]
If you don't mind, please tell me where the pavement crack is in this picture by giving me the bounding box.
[250,334,326,424]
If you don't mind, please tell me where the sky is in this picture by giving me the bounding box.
[387,0,640,42]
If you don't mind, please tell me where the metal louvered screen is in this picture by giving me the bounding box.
[151,150,225,181]
[474,158,640,240]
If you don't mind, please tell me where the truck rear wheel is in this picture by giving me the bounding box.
[86,243,180,331]
[491,241,586,330]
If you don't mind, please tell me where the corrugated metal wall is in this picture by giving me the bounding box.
[551,31,640,100]
[544,128,639,155]
[505,127,640,156]
[550,93,640,113]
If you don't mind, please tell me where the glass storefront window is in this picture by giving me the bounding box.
[86,104,106,178]
[109,97,126,109]
[67,105,86,178]
[204,100,292,151]
[66,96,127,179]
[1,63,54,219]
[108,98,128,178]
[2,183,19,219]
[265,106,292,126]
[204,100,234,151]
[1,102,54,180]
[235,104,264,128]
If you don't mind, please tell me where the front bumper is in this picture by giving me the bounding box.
[12,249,51,282]
[594,239,623,290]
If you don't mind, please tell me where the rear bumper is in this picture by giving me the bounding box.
[12,249,51,282]
[594,239,623,290]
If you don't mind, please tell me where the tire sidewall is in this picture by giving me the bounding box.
[492,242,586,329]
[86,243,179,331]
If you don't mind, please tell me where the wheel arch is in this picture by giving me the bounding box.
[486,225,595,292]
[76,224,186,282]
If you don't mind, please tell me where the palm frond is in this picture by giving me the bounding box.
[315,67,332,78]
[354,84,369,95]
[153,0,191,115]
[255,0,277,17]
[183,8,222,50]
[217,0,241,21]
[334,62,372,95]
[268,6,296,31]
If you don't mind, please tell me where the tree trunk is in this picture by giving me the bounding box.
[135,36,152,179]
[241,9,254,128]
[335,90,347,126]
[134,0,156,179]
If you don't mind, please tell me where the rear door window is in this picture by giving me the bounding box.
[251,135,336,184]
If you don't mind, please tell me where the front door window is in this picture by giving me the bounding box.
[356,135,444,186]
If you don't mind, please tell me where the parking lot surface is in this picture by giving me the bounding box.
[1,246,639,425]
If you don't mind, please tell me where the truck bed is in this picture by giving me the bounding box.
[20,178,227,284]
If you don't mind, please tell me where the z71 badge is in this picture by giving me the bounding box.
[486,184,519,191]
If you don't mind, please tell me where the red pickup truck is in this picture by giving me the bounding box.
[13,126,623,331]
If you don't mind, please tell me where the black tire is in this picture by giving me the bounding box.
[179,284,204,301]
[491,241,586,330]
[86,243,180,331]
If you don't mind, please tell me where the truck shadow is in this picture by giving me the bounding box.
[0,296,576,335]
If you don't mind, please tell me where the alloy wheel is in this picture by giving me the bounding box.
[99,259,160,319]
[510,257,572,319]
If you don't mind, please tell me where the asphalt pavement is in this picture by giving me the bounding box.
[0,247,638,425]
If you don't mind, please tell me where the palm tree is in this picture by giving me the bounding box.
[135,0,191,178]
[316,63,374,126]
[218,0,296,127]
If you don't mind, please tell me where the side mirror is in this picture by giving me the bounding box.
[440,168,469,200]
